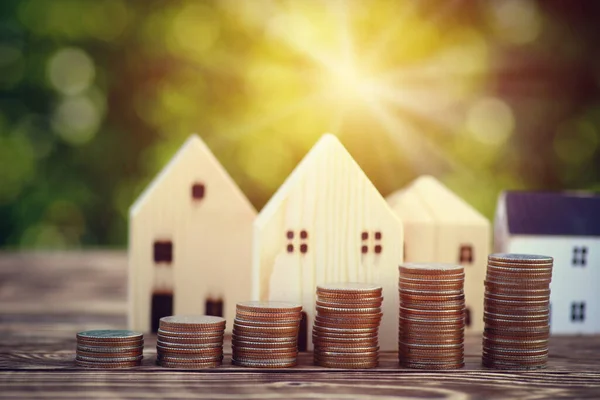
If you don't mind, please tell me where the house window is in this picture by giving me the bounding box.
[285,230,309,255]
[154,241,173,263]
[191,183,205,200]
[360,230,383,254]
[465,307,471,327]
[571,302,586,322]
[459,245,473,264]
[572,247,588,267]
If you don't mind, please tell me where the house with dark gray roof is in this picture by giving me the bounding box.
[494,191,600,333]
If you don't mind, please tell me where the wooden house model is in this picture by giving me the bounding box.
[386,176,490,332]
[494,191,600,334]
[252,134,404,351]
[128,134,256,333]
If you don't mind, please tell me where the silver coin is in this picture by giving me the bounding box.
[232,358,297,368]
[160,315,225,326]
[76,344,144,353]
[157,340,222,349]
[231,333,297,342]
[317,282,382,293]
[231,339,298,348]
[399,288,463,296]
[236,301,302,312]
[488,253,553,263]
[75,354,143,363]
[312,325,378,333]
[158,360,221,369]
[77,330,143,341]
[157,328,224,337]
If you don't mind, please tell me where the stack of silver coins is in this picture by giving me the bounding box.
[483,253,553,370]
[76,330,143,368]
[398,264,465,369]
[156,315,225,368]
[232,301,303,368]
[313,283,383,369]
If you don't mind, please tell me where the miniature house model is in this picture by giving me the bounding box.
[252,134,403,351]
[494,191,600,334]
[128,134,256,333]
[386,176,490,332]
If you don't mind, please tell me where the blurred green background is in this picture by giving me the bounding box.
[1,0,599,249]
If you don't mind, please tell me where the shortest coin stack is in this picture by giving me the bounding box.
[76,329,144,368]
[157,315,225,369]
[398,263,465,370]
[232,301,303,368]
[313,283,383,369]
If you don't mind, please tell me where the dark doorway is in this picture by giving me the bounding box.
[151,291,174,332]
[298,311,308,352]
[205,296,224,318]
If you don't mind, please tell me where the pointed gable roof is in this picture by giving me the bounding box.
[255,133,398,227]
[398,175,488,226]
[130,134,254,217]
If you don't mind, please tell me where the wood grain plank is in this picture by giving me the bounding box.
[1,251,599,399]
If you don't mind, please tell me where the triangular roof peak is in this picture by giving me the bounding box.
[256,133,389,226]
[402,175,488,225]
[130,134,253,217]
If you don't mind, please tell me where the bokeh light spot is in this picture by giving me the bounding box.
[169,3,220,57]
[47,47,95,95]
[51,95,101,145]
[0,134,36,205]
[554,119,599,165]
[467,97,514,145]
[488,0,542,45]
[20,224,67,249]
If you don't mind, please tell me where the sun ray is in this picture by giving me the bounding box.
[213,92,327,151]
[371,83,470,134]
[364,99,470,175]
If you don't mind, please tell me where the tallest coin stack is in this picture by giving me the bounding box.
[483,253,553,370]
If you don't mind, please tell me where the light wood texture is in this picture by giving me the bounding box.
[387,176,490,332]
[1,251,600,399]
[129,134,256,332]
[494,193,600,334]
[253,134,404,351]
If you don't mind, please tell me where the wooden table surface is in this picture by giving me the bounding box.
[0,251,599,399]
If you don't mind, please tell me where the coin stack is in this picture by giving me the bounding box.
[75,329,144,368]
[313,283,383,369]
[398,263,465,369]
[483,253,553,370]
[156,315,225,369]
[232,301,303,368]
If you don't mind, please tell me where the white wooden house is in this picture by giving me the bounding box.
[387,176,490,332]
[494,191,600,334]
[252,134,404,351]
[128,134,256,333]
